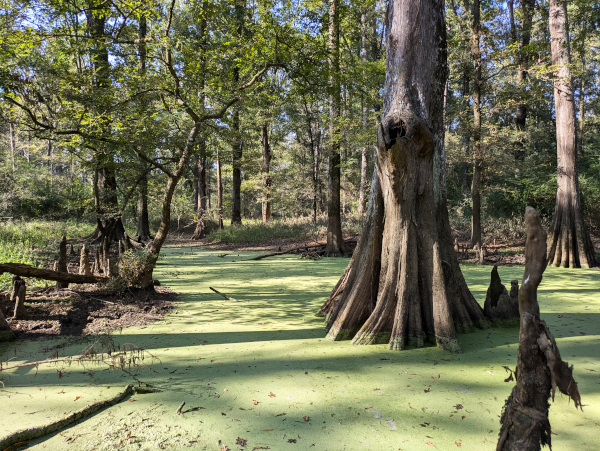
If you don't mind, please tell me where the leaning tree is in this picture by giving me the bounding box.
[319,0,488,351]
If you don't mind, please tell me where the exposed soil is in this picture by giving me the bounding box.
[1,285,175,339]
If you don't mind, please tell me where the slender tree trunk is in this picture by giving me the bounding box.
[193,149,207,239]
[325,0,347,255]
[578,50,586,155]
[231,0,245,225]
[357,10,369,217]
[9,122,16,174]
[136,172,151,240]
[136,7,151,242]
[261,123,272,224]
[217,149,224,230]
[547,0,596,268]
[470,0,483,250]
[320,0,487,351]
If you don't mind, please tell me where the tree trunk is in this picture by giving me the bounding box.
[470,0,483,250]
[497,207,581,450]
[193,147,208,239]
[546,0,596,268]
[136,171,151,241]
[261,123,272,224]
[231,0,245,226]
[0,263,107,284]
[79,244,92,276]
[87,4,125,246]
[325,0,347,256]
[320,0,487,351]
[357,10,369,217]
[217,148,224,230]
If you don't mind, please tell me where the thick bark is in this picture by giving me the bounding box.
[497,207,581,450]
[321,0,487,351]
[261,123,272,224]
[357,10,369,217]
[470,0,482,250]
[325,0,347,256]
[547,0,596,268]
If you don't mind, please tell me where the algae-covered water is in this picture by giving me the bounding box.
[1,248,599,450]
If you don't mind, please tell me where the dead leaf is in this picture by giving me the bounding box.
[268,392,276,398]
[303,416,310,422]
[461,416,466,420]
[263,429,274,432]
[426,441,436,447]
[454,404,463,410]
[288,439,297,443]
[74,396,81,401]
[424,388,431,393]
[235,437,247,448]
[455,441,462,447]
[57,389,65,394]
[219,445,230,451]
[253,400,259,405]
[252,447,270,450]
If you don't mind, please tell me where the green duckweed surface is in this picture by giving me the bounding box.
[1,248,599,450]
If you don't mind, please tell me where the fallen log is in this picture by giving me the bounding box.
[248,239,358,261]
[0,384,160,450]
[0,263,108,284]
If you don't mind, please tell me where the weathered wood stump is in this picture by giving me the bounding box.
[483,266,519,324]
[79,244,91,276]
[497,207,581,451]
[11,276,27,320]
[57,235,69,290]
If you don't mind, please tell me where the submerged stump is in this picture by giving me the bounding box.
[497,207,581,450]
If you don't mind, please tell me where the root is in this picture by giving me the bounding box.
[0,384,161,450]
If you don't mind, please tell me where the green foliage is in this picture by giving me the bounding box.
[0,219,94,289]
[117,249,158,288]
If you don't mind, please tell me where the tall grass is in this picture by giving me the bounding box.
[0,219,95,290]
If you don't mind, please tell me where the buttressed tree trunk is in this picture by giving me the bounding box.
[497,207,581,450]
[319,0,487,351]
[547,0,596,268]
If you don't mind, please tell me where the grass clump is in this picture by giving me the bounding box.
[0,219,95,289]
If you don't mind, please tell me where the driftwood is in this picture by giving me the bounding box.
[497,207,581,451]
[209,287,237,301]
[248,239,358,261]
[0,263,108,284]
[0,384,160,450]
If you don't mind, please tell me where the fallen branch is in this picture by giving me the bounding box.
[209,287,237,301]
[0,384,161,450]
[247,239,358,261]
[0,263,108,284]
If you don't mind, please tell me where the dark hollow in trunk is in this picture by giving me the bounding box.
[497,207,582,451]
[319,0,487,352]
